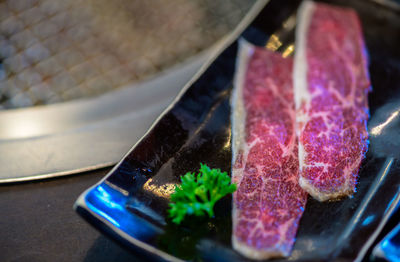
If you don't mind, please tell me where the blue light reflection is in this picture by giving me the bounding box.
[361,215,374,226]
[384,188,400,215]
[377,224,400,262]
[84,183,163,240]
[96,185,125,211]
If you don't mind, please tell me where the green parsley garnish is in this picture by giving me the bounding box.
[168,163,237,224]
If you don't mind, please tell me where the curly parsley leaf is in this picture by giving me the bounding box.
[168,163,237,224]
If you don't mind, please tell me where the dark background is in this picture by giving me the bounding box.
[0,168,146,262]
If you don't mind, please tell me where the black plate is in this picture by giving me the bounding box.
[74,0,400,261]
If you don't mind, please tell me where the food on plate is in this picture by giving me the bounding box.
[230,41,307,260]
[293,1,371,201]
[168,163,237,224]
[167,1,371,259]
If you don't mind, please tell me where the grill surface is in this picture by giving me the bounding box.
[0,0,255,109]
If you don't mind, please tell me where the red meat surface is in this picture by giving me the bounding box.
[293,2,371,201]
[231,41,307,259]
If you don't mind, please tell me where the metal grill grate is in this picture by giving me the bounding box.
[0,0,255,109]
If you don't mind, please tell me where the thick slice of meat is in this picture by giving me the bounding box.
[293,1,371,201]
[231,41,307,260]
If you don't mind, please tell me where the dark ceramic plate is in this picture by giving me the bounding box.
[74,0,400,261]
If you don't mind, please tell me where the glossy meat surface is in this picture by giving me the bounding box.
[231,41,307,259]
[294,1,370,201]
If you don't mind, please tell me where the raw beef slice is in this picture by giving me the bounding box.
[293,1,371,201]
[231,41,307,259]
